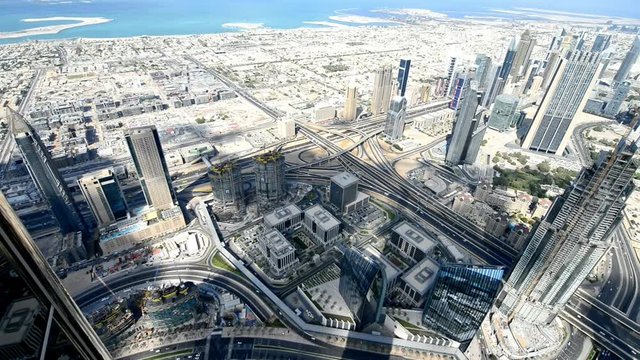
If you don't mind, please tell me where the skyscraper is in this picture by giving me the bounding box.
[9,109,86,234]
[343,85,358,121]
[482,65,503,107]
[78,169,128,228]
[510,30,536,81]
[254,150,286,203]
[474,54,492,91]
[603,81,631,118]
[330,171,358,212]
[0,194,111,359]
[500,137,639,325]
[371,65,394,115]
[449,74,469,111]
[499,37,518,80]
[208,160,245,210]
[384,96,407,141]
[591,33,612,53]
[445,56,459,96]
[422,265,504,349]
[124,126,176,210]
[487,94,519,132]
[397,59,411,97]
[446,88,486,165]
[613,36,640,86]
[522,51,601,155]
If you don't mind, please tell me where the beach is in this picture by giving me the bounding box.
[0,17,112,40]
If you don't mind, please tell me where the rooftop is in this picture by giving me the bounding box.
[331,171,359,189]
[262,229,295,257]
[402,257,440,295]
[264,204,302,227]
[305,204,340,231]
[392,222,437,254]
[255,150,283,164]
[209,160,236,175]
[363,245,402,282]
[0,297,40,346]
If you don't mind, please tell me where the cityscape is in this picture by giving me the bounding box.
[1,2,640,360]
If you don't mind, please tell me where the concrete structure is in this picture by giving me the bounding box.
[603,81,630,118]
[254,150,286,203]
[263,204,302,233]
[124,126,176,210]
[487,94,519,132]
[344,192,370,214]
[613,36,640,86]
[474,54,492,91]
[396,257,440,307]
[343,85,358,121]
[500,138,639,325]
[522,51,601,155]
[208,160,245,209]
[330,171,358,212]
[0,298,46,360]
[10,110,86,234]
[302,204,340,247]
[78,169,128,228]
[446,87,486,165]
[371,65,394,115]
[591,34,612,53]
[314,105,336,122]
[510,30,536,81]
[259,229,299,276]
[413,108,456,136]
[485,213,510,238]
[99,206,186,254]
[445,57,460,96]
[384,96,407,141]
[389,222,436,264]
[278,119,296,140]
[397,59,411,97]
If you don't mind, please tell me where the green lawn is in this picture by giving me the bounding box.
[493,166,577,198]
[395,317,423,331]
[211,253,242,276]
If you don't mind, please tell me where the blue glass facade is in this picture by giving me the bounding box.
[339,248,386,328]
[397,59,411,97]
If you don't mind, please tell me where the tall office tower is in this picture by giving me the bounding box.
[482,65,503,107]
[339,248,386,329]
[613,36,640,86]
[445,56,459,96]
[449,74,469,110]
[384,96,407,141]
[78,169,128,228]
[510,30,536,81]
[603,81,631,118]
[330,171,358,212]
[343,85,358,121]
[499,37,518,79]
[254,150,286,203]
[446,88,486,165]
[397,58,411,97]
[278,118,296,140]
[487,94,519,132]
[208,160,245,209]
[591,33,612,53]
[371,65,394,115]
[124,126,176,210]
[423,265,504,350]
[475,54,492,91]
[0,195,111,359]
[500,137,639,325]
[9,109,85,234]
[522,51,601,155]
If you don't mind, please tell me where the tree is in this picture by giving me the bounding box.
[537,161,551,173]
[195,117,206,124]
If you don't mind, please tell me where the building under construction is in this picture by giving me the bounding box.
[254,150,286,204]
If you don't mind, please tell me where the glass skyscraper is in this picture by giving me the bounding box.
[422,265,504,348]
[79,169,128,228]
[397,59,411,97]
[613,36,640,86]
[487,94,519,132]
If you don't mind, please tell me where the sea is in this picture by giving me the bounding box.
[0,0,638,45]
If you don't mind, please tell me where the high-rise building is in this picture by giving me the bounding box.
[208,160,245,209]
[487,94,519,132]
[371,65,394,115]
[482,65,503,107]
[422,265,504,349]
[9,109,86,234]
[124,126,176,210]
[591,33,612,53]
[500,137,639,325]
[0,194,111,359]
[603,81,631,118]
[445,57,459,96]
[397,58,411,97]
[339,248,386,328]
[613,36,640,86]
[278,119,296,140]
[384,96,407,141]
[510,30,536,81]
[254,150,286,203]
[78,169,128,228]
[330,171,358,212]
[449,74,469,111]
[499,37,518,80]
[475,54,492,91]
[343,85,358,121]
[446,88,486,165]
[522,51,601,155]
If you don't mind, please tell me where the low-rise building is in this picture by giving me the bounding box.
[263,204,303,233]
[259,229,299,276]
[0,298,46,360]
[389,222,436,264]
[302,204,341,247]
[396,257,440,307]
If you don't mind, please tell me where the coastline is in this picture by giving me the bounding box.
[0,17,112,40]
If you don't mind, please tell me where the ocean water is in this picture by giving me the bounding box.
[0,0,638,44]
